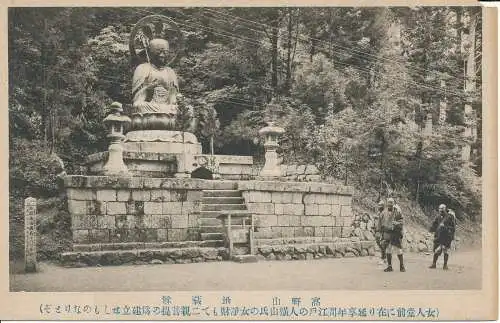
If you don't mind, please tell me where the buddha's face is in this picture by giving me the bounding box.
[149,39,170,66]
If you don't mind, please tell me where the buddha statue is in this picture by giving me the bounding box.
[129,38,183,130]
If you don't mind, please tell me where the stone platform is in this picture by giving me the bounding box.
[61,175,375,267]
[85,152,254,179]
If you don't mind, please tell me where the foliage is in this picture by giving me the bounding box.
[8,7,483,259]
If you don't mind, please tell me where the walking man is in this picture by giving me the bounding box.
[374,200,387,265]
[429,204,456,270]
[379,198,405,272]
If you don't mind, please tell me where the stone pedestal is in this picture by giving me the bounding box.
[258,122,285,179]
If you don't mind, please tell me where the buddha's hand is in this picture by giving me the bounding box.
[146,79,162,89]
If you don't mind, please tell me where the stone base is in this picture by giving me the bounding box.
[60,246,229,267]
[255,237,376,260]
[86,151,178,178]
[124,130,202,155]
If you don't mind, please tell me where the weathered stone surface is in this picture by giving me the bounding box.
[271,192,284,203]
[314,227,325,237]
[72,214,97,229]
[330,204,341,217]
[274,203,284,215]
[305,204,319,216]
[67,188,96,201]
[256,214,278,227]
[247,202,274,214]
[89,229,110,243]
[304,227,314,237]
[170,214,188,228]
[106,202,126,215]
[186,190,203,201]
[341,227,353,238]
[340,216,354,227]
[284,203,304,216]
[157,228,169,241]
[144,202,163,215]
[97,216,116,229]
[150,190,171,202]
[73,230,90,243]
[162,202,183,215]
[303,194,316,204]
[116,190,131,201]
[168,228,188,241]
[132,190,151,201]
[96,189,117,201]
[68,200,87,215]
[317,204,332,216]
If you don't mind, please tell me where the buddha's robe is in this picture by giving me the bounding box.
[132,63,179,114]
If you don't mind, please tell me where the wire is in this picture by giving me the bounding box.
[170,7,468,97]
[202,7,468,85]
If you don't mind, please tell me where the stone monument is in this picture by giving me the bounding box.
[60,15,363,267]
[125,15,200,173]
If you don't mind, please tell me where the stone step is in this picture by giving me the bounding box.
[202,190,242,198]
[199,226,226,233]
[60,246,229,267]
[200,210,253,218]
[73,240,225,252]
[199,217,223,226]
[232,254,259,263]
[201,232,225,241]
[202,204,247,211]
[202,197,245,204]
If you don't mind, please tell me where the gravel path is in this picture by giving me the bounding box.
[10,250,481,292]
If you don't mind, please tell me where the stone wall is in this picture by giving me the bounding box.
[279,164,321,182]
[239,181,354,240]
[64,176,358,255]
[64,176,238,246]
[254,237,376,261]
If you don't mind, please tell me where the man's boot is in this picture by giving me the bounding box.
[429,251,441,269]
[384,253,393,272]
[398,254,405,272]
[443,253,449,270]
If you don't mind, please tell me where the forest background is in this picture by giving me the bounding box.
[8,7,482,260]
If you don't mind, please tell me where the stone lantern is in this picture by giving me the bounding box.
[102,102,131,176]
[258,121,285,178]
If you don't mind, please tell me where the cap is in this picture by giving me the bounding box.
[387,198,395,204]
[439,204,446,209]
[378,200,385,206]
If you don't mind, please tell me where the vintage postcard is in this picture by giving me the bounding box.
[1,0,497,320]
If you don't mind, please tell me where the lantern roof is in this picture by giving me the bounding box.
[103,102,131,125]
[258,121,285,136]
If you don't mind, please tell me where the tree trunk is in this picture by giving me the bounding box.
[270,12,279,93]
[285,9,293,95]
[210,136,214,155]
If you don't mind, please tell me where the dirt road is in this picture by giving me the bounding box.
[10,250,481,292]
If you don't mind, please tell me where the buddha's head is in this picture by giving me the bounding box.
[149,38,170,66]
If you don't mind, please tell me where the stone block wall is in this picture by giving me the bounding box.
[64,176,238,247]
[279,164,322,182]
[238,181,354,240]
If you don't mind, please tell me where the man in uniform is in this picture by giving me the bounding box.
[429,204,456,270]
[374,200,387,265]
[378,198,405,272]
